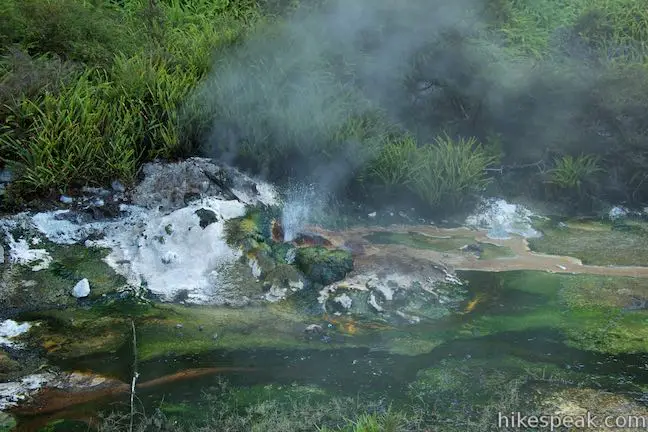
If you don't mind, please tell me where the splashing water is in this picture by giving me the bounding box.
[465,198,541,239]
[281,184,318,242]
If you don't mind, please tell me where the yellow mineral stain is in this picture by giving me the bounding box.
[463,295,481,314]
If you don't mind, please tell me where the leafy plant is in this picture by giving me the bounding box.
[548,154,603,195]
[410,134,496,211]
[364,135,421,194]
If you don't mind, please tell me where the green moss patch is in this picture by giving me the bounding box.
[135,303,355,361]
[458,270,648,355]
[363,231,515,260]
[3,242,126,310]
[528,218,648,266]
[294,246,353,286]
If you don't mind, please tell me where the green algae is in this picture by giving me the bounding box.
[457,270,648,355]
[135,303,358,361]
[0,348,20,380]
[22,308,131,360]
[528,218,648,266]
[3,242,126,310]
[363,231,515,259]
[294,246,353,286]
[0,413,16,432]
[365,231,469,250]
[478,243,515,260]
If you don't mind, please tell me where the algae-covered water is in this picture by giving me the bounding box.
[11,267,648,431]
[5,205,648,431]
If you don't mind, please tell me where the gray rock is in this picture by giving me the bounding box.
[59,195,74,204]
[305,324,323,334]
[72,278,90,298]
[194,208,218,229]
[131,158,230,212]
[111,180,126,193]
[609,206,628,221]
[0,244,4,265]
[0,169,13,183]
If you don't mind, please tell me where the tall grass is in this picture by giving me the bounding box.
[547,154,603,199]
[492,0,648,60]
[365,134,495,212]
[412,135,497,210]
[0,0,261,197]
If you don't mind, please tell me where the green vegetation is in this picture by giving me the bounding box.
[547,154,603,201]
[528,217,648,266]
[294,246,353,286]
[98,381,426,432]
[1,241,126,310]
[0,0,256,200]
[1,0,647,212]
[364,231,515,259]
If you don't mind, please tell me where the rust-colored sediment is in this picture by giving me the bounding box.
[11,367,256,419]
[306,224,648,278]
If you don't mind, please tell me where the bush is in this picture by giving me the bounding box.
[0,0,139,65]
[0,48,79,118]
[0,71,137,193]
[363,135,420,196]
[411,135,496,210]
[0,0,263,198]
[547,154,603,202]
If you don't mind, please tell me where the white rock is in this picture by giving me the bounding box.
[6,235,52,271]
[0,373,53,411]
[72,278,90,298]
[59,195,73,204]
[368,293,383,312]
[333,294,353,309]
[160,251,179,264]
[368,212,377,218]
[609,206,628,220]
[0,320,32,347]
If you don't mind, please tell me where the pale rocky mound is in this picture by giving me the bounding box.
[1,158,279,305]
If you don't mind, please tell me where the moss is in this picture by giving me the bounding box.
[457,270,648,355]
[408,355,575,413]
[528,218,648,266]
[364,231,469,251]
[0,413,16,432]
[0,349,20,380]
[363,231,515,259]
[294,246,353,286]
[23,309,130,360]
[135,303,357,361]
[478,243,516,260]
[3,242,126,309]
[264,264,304,289]
[384,334,445,356]
[225,206,282,250]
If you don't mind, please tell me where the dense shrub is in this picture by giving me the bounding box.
[547,154,603,206]
[0,0,139,65]
[0,0,260,198]
[363,134,496,212]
